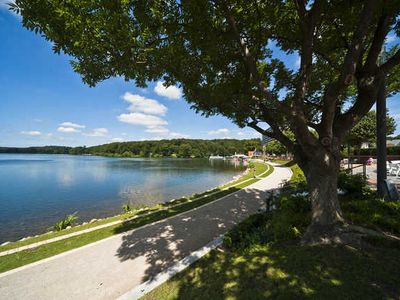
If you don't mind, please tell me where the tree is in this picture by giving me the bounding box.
[345,111,396,155]
[12,0,400,243]
[265,140,287,156]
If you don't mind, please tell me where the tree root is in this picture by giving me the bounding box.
[301,223,400,248]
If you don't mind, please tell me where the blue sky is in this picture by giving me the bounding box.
[0,5,399,147]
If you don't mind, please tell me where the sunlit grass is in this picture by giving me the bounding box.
[143,238,400,300]
[0,161,273,273]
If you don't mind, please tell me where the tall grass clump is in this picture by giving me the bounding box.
[53,212,78,231]
[122,203,132,213]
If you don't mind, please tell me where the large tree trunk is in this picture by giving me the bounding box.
[296,148,345,244]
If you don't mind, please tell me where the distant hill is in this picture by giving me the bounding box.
[0,138,261,158]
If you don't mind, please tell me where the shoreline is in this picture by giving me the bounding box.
[0,162,273,273]
[0,163,253,247]
[0,155,247,244]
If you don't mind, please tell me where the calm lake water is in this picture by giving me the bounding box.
[0,154,245,243]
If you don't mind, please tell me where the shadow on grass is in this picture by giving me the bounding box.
[113,187,268,282]
[144,242,400,300]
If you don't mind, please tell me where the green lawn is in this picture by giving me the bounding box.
[0,161,273,273]
[143,242,400,300]
[143,162,400,300]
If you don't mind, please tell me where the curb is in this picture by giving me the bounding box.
[117,236,223,300]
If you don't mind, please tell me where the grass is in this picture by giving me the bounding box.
[0,161,273,273]
[273,159,304,182]
[0,161,270,252]
[142,242,400,300]
[143,166,400,300]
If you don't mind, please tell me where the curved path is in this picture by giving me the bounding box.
[0,163,292,300]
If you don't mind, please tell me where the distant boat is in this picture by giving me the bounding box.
[209,155,224,160]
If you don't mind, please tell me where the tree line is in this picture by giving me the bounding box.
[0,139,261,158]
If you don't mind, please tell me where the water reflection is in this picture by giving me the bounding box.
[0,154,245,242]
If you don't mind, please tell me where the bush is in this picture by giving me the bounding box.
[341,199,400,234]
[223,194,311,250]
[267,195,311,241]
[223,213,271,251]
[338,172,372,199]
[54,212,78,231]
[360,146,400,156]
[122,203,132,213]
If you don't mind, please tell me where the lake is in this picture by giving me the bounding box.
[0,154,245,243]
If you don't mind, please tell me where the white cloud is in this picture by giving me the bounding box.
[59,121,85,129]
[20,130,41,136]
[169,132,190,138]
[154,81,182,100]
[145,126,189,139]
[208,128,230,135]
[111,137,125,142]
[122,92,167,116]
[145,126,169,134]
[33,118,42,122]
[118,112,168,127]
[83,128,108,137]
[57,126,80,133]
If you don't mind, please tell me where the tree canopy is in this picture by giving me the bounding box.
[12,0,400,241]
[345,111,396,150]
[0,138,261,158]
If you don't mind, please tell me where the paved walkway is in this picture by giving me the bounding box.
[0,164,292,300]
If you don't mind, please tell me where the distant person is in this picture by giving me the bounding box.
[367,157,373,165]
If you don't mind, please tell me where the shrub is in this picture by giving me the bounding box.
[338,172,372,199]
[267,195,311,241]
[54,212,78,231]
[223,213,271,251]
[122,203,132,213]
[223,194,311,250]
[341,198,400,234]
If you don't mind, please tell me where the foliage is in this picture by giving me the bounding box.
[345,111,396,150]
[0,146,71,154]
[143,241,400,300]
[337,172,372,199]
[360,145,400,156]
[223,213,271,251]
[11,0,400,230]
[224,194,310,250]
[53,213,78,231]
[148,193,400,299]
[121,203,132,214]
[265,140,287,155]
[342,198,400,234]
[267,195,311,241]
[0,138,261,158]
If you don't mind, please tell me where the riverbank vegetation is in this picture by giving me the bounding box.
[0,138,261,158]
[144,167,400,299]
[0,161,272,273]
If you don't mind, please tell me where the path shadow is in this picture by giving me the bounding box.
[113,187,266,282]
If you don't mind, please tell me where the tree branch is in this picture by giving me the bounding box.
[290,0,323,150]
[247,120,294,151]
[319,0,378,140]
[379,49,400,74]
[364,14,393,71]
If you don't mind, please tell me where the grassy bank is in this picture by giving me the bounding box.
[143,163,400,300]
[0,161,273,273]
